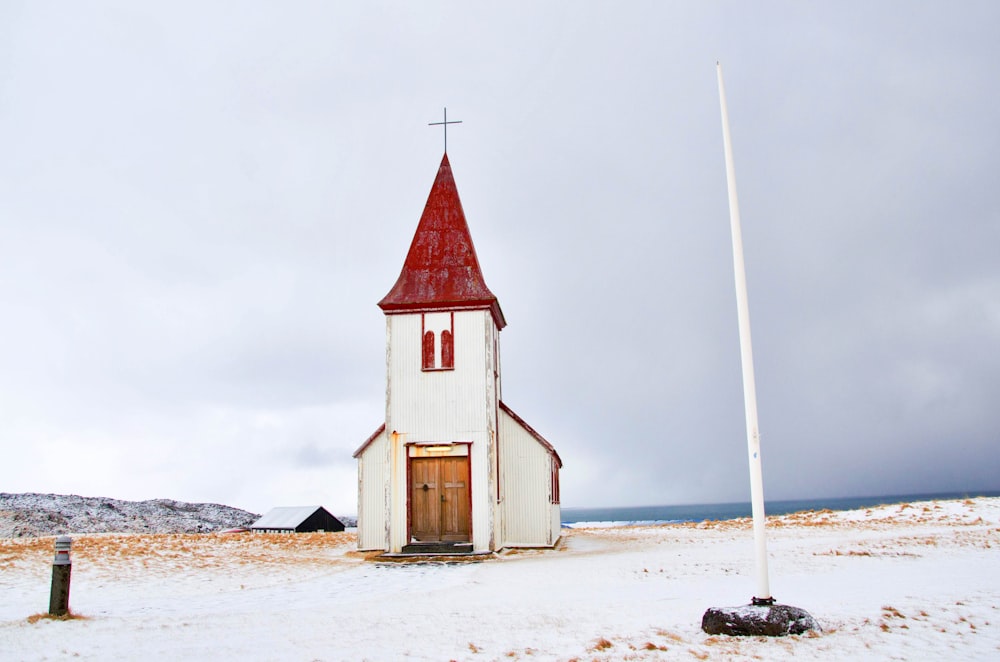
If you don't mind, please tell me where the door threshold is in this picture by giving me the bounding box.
[399,541,474,555]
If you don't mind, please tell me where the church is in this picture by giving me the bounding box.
[353,153,562,554]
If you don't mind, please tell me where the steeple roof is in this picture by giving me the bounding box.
[379,154,506,329]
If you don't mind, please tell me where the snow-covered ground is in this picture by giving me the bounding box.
[2,498,998,661]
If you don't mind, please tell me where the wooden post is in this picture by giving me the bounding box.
[48,535,72,616]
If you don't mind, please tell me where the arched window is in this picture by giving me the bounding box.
[441,329,454,369]
[422,330,435,370]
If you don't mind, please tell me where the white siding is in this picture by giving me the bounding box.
[499,408,556,548]
[386,311,494,438]
[550,498,562,545]
[356,428,389,550]
[385,309,500,552]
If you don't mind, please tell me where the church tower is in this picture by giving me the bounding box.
[354,153,561,554]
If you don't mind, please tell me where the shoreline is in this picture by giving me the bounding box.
[561,489,1000,526]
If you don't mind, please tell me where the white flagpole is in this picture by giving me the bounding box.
[716,61,771,602]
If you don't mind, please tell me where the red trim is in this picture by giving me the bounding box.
[383,302,506,331]
[405,453,412,542]
[384,303,505,330]
[551,459,561,505]
[441,315,454,369]
[420,311,457,372]
[422,330,435,370]
[498,401,562,467]
[352,423,386,458]
[466,452,473,545]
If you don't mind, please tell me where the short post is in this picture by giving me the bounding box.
[48,535,72,616]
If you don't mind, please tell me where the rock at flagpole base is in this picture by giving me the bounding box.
[701,602,820,637]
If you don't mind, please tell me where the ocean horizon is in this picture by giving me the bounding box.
[560,489,1000,526]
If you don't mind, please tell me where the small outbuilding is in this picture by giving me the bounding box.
[250,506,345,534]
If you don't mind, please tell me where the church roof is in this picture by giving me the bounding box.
[378,153,506,329]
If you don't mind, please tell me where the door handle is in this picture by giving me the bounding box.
[440,494,446,503]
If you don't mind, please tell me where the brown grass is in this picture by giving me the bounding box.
[656,629,685,643]
[1,531,357,571]
[590,637,613,651]
[27,610,88,623]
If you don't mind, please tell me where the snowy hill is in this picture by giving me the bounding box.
[0,493,259,537]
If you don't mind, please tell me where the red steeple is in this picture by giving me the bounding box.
[379,154,506,329]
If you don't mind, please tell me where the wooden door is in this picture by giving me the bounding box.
[410,457,470,542]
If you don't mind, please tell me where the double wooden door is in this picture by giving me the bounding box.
[410,457,471,542]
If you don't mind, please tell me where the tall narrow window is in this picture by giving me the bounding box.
[441,329,454,369]
[551,461,561,504]
[422,331,435,370]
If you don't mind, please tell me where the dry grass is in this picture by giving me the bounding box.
[26,610,88,623]
[1,531,358,574]
[882,605,906,618]
[655,629,686,643]
[590,637,613,651]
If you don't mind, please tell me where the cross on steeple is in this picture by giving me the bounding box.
[428,107,462,152]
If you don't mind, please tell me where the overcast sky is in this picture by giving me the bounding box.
[2,2,998,515]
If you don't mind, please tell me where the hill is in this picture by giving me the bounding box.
[0,493,259,537]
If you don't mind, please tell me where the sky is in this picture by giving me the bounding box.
[1,2,998,515]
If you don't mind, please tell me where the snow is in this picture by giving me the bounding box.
[2,497,999,660]
[0,493,260,537]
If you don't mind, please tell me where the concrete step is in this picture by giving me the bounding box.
[400,542,474,555]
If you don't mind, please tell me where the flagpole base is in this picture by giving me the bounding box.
[702,601,820,637]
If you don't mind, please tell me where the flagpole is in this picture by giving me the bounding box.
[716,61,771,603]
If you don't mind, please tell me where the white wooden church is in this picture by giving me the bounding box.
[354,153,562,554]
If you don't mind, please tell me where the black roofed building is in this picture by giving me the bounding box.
[250,506,345,533]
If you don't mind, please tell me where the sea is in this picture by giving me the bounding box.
[560,490,1000,527]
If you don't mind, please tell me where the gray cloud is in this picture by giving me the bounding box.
[1,2,997,513]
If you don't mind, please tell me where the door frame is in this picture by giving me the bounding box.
[405,442,472,543]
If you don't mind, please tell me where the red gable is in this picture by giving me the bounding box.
[378,154,506,329]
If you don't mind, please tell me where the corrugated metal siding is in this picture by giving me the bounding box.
[385,310,499,552]
[387,312,493,437]
[550,499,562,545]
[357,428,389,550]
[498,408,552,547]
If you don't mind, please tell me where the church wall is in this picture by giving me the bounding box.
[356,427,389,550]
[499,408,558,548]
[385,309,499,552]
[386,310,496,436]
